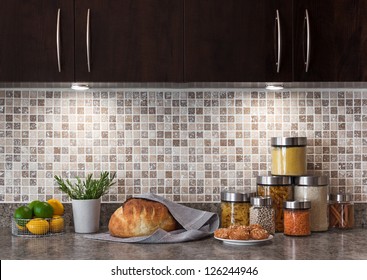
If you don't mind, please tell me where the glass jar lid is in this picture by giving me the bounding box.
[294,176,328,186]
[221,191,255,202]
[283,200,311,209]
[328,193,353,203]
[257,175,292,186]
[251,196,272,207]
[271,137,307,147]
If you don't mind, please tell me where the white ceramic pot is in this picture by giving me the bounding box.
[72,198,101,233]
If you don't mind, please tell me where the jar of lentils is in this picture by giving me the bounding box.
[220,191,255,228]
[257,175,293,232]
[250,196,275,235]
[283,200,311,236]
[271,137,307,176]
[328,193,354,230]
[294,176,329,232]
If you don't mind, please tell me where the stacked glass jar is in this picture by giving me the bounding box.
[257,136,333,235]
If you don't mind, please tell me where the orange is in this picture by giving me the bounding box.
[33,202,54,218]
[49,215,64,233]
[47,199,64,216]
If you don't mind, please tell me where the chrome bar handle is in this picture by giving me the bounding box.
[304,9,310,72]
[86,9,91,72]
[56,8,61,72]
[275,9,281,73]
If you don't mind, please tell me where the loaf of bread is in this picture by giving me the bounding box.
[108,198,178,237]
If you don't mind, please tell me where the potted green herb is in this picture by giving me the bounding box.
[54,171,116,233]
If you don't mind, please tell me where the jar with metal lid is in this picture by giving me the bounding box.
[250,196,275,235]
[328,193,354,229]
[220,191,255,227]
[294,176,329,232]
[283,200,311,236]
[271,137,307,176]
[257,175,293,232]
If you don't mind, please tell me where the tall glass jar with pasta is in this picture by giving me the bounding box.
[257,176,293,232]
[220,191,255,228]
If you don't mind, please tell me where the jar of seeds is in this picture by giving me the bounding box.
[257,175,293,232]
[283,200,311,236]
[294,176,329,232]
[250,196,275,235]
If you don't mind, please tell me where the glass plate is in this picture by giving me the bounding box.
[214,235,273,245]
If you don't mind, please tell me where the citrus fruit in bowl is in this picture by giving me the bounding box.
[47,199,64,216]
[14,206,33,227]
[26,218,50,235]
[27,200,40,213]
[49,215,64,233]
[33,202,54,218]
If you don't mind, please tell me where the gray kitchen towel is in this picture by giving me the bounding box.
[84,193,219,243]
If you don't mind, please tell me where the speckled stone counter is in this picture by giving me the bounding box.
[1,227,367,260]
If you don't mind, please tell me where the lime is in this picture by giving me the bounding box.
[49,215,64,233]
[14,206,33,226]
[47,199,64,216]
[28,200,41,214]
[33,202,54,218]
[26,218,49,235]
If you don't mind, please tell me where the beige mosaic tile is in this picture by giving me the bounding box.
[0,89,366,203]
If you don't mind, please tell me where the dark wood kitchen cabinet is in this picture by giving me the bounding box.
[293,0,367,81]
[184,0,292,82]
[74,0,183,82]
[0,0,74,82]
[0,0,183,83]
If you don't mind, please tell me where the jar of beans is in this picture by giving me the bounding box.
[271,137,307,176]
[294,176,329,232]
[328,193,354,229]
[257,175,293,232]
[250,196,275,235]
[283,200,311,236]
[220,191,255,228]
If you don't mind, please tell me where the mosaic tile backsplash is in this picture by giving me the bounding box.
[0,89,366,203]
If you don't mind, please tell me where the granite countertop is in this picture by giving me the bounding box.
[1,227,367,260]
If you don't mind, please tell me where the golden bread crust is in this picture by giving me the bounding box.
[108,198,178,237]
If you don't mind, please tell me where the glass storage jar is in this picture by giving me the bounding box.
[271,137,307,176]
[328,193,354,229]
[283,200,311,236]
[220,191,255,227]
[257,175,293,232]
[250,196,275,235]
[294,176,329,232]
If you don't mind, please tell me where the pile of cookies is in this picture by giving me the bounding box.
[214,224,270,240]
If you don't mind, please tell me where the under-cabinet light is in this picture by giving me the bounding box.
[265,82,284,90]
[71,83,90,91]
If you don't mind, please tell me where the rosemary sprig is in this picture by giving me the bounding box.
[54,171,116,200]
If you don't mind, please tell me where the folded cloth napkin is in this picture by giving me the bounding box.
[84,193,219,243]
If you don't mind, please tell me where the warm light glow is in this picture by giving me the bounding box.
[265,83,284,90]
[71,83,90,91]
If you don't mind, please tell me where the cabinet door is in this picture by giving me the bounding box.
[294,0,367,81]
[0,0,74,82]
[184,0,292,82]
[74,0,183,82]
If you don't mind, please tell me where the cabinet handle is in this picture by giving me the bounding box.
[86,9,91,72]
[56,8,61,72]
[304,9,311,72]
[275,9,282,73]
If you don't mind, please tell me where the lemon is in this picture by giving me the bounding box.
[26,218,49,235]
[14,206,33,226]
[47,199,64,216]
[49,215,64,233]
[33,201,54,218]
